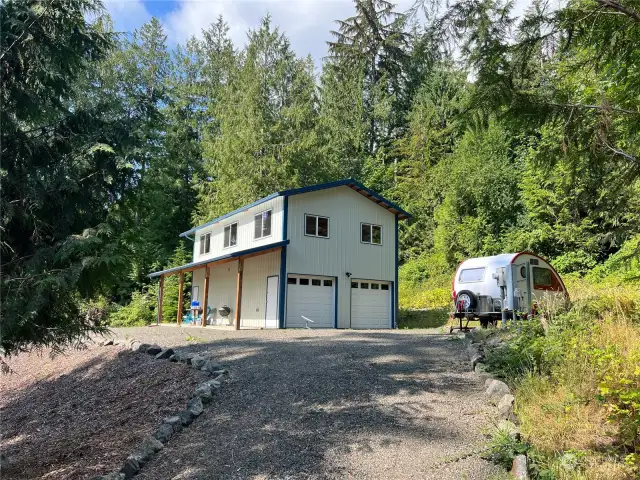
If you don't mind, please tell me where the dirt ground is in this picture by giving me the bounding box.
[113,327,503,480]
[0,343,209,479]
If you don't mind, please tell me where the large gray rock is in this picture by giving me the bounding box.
[194,384,214,404]
[154,423,174,443]
[511,454,529,479]
[120,458,139,479]
[178,410,194,426]
[187,396,204,417]
[173,352,195,364]
[190,355,207,369]
[486,379,511,404]
[470,353,484,369]
[163,415,183,433]
[146,345,162,355]
[200,359,224,374]
[497,420,520,440]
[132,343,151,353]
[155,348,174,360]
[498,394,515,420]
[128,436,164,466]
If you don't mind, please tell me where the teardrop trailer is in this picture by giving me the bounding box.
[450,252,568,332]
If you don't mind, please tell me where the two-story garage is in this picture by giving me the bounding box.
[149,179,410,329]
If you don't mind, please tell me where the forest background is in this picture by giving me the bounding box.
[2,0,639,350]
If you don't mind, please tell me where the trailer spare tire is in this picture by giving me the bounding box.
[455,290,477,310]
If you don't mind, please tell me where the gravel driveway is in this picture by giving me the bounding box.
[112,327,502,480]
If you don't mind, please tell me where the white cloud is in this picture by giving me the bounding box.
[103,0,538,68]
[103,0,153,34]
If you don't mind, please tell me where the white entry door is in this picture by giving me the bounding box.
[265,275,279,328]
[286,275,335,328]
[351,280,392,329]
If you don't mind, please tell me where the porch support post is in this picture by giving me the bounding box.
[177,271,184,326]
[235,258,243,330]
[157,275,164,325]
[202,266,210,327]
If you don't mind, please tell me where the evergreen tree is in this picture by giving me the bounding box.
[1,0,120,357]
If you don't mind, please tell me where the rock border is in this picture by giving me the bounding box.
[92,338,229,479]
[463,330,529,479]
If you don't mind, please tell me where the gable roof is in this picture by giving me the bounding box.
[180,178,411,238]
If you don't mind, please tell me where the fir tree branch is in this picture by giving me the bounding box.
[593,0,640,23]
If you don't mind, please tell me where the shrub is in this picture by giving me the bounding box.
[486,423,530,469]
[109,289,157,327]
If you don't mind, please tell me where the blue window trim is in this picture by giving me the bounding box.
[278,196,288,329]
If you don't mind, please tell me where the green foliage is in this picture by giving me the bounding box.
[486,424,530,470]
[109,290,157,327]
[161,243,192,323]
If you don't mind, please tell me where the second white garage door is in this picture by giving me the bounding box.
[286,275,335,328]
[351,280,392,329]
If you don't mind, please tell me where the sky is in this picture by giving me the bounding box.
[104,0,534,67]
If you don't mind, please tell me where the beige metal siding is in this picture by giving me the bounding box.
[286,186,395,328]
[189,251,281,328]
[240,250,281,328]
[192,196,284,262]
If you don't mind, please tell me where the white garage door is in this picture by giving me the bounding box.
[286,275,335,328]
[351,280,392,329]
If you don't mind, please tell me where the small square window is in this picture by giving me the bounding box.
[381,284,389,291]
[312,279,321,286]
[299,278,309,286]
[323,280,333,287]
[224,223,237,248]
[361,223,382,245]
[254,210,272,239]
[305,214,329,238]
[360,282,369,289]
[371,283,379,290]
[351,282,358,288]
[287,277,297,285]
[200,233,211,255]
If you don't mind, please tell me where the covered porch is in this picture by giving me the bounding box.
[149,240,288,330]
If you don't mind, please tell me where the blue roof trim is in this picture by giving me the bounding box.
[180,193,280,237]
[180,178,411,237]
[149,240,290,278]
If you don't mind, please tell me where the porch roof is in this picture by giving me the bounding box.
[148,240,289,278]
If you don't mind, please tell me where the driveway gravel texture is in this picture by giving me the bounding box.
[111,327,502,480]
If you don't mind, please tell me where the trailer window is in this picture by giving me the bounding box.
[533,267,553,286]
[459,267,485,283]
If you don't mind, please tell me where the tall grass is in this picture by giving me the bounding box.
[484,275,640,479]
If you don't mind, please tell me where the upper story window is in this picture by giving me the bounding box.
[361,223,382,245]
[223,222,237,248]
[199,232,211,255]
[305,214,329,238]
[254,210,272,239]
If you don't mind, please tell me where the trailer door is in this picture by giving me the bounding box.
[513,262,531,312]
